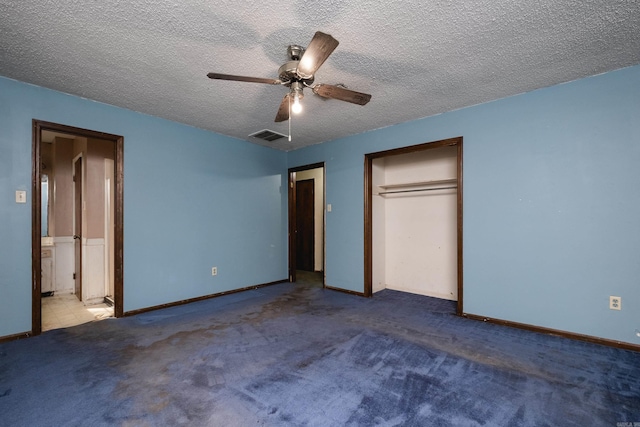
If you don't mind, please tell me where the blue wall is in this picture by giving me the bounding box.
[3,65,639,345]
[0,77,288,337]
[288,65,640,345]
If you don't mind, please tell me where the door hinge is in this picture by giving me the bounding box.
[73,273,76,280]
[290,182,294,188]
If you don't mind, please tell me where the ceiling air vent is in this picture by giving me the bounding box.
[249,129,287,142]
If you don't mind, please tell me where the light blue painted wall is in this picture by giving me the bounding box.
[0,77,288,337]
[3,65,639,345]
[288,65,640,345]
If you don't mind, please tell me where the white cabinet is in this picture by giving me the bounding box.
[41,248,54,293]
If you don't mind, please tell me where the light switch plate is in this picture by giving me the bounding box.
[15,190,26,203]
[327,204,332,212]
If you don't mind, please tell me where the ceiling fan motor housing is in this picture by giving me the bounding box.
[278,60,314,87]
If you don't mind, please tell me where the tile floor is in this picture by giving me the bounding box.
[42,293,114,331]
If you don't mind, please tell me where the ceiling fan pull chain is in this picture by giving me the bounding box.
[288,95,292,142]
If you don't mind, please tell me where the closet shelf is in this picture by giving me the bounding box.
[376,178,457,196]
[378,178,457,190]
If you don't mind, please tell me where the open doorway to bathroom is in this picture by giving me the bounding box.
[32,120,124,335]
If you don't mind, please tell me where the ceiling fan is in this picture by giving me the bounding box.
[207,31,372,123]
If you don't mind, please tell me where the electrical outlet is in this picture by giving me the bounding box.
[609,296,621,310]
[211,267,218,276]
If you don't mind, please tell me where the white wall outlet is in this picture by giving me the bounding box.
[211,267,218,276]
[610,296,621,310]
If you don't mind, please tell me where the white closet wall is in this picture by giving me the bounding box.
[372,160,386,293]
[372,145,458,300]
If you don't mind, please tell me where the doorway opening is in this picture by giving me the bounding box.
[288,162,325,288]
[32,120,124,335]
[364,137,463,314]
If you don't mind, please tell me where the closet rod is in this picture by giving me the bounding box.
[379,186,457,195]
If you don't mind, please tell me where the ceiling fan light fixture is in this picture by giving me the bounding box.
[290,81,304,114]
[292,94,302,114]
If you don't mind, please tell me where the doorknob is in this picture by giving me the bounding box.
[73,235,80,240]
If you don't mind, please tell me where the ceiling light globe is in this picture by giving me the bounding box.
[292,97,302,114]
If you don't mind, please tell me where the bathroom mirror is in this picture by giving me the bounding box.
[41,173,49,237]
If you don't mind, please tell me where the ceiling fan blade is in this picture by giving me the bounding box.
[207,72,281,85]
[313,84,372,106]
[275,94,291,122]
[296,32,339,79]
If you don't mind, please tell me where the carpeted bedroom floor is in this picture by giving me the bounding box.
[0,280,638,426]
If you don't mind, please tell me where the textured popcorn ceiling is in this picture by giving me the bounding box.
[1,1,639,151]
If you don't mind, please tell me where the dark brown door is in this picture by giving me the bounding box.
[74,157,82,301]
[296,179,315,271]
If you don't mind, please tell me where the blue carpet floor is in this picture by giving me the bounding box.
[0,282,638,426]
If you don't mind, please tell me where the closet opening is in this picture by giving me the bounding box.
[364,137,463,315]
